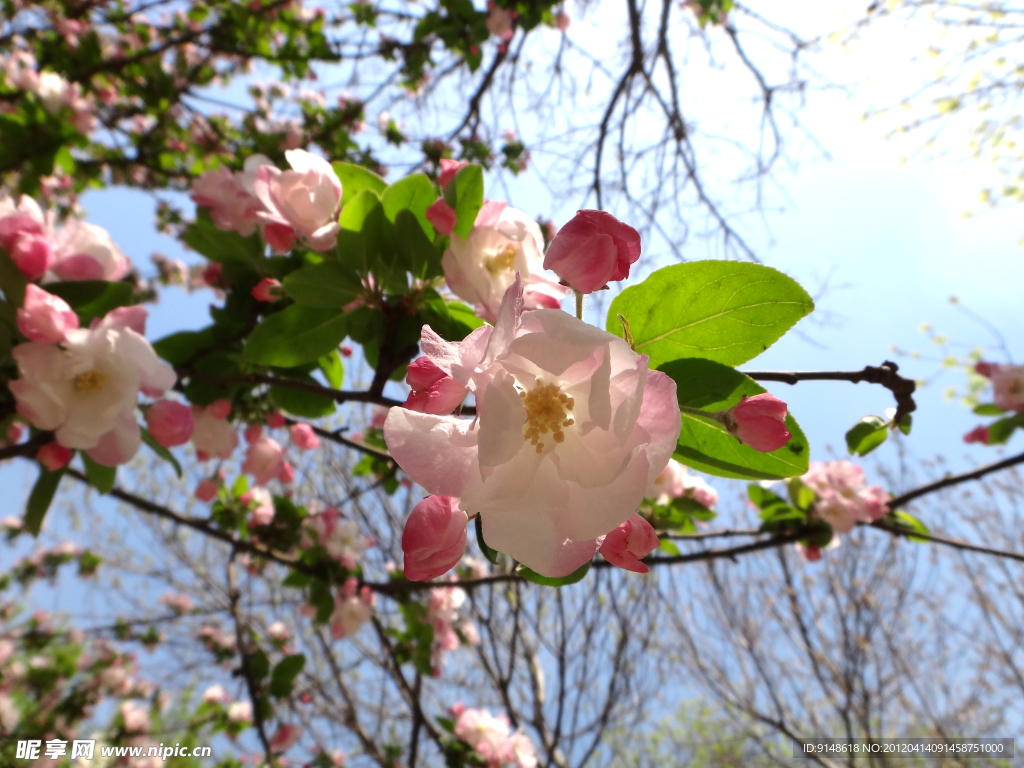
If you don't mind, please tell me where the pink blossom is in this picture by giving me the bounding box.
[249,487,275,526]
[304,507,372,568]
[242,436,285,485]
[194,477,220,502]
[599,513,659,573]
[16,284,79,344]
[802,461,890,534]
[227,701,252,723]
[554,10,570,30]
[121,701,151,734]
[402,496,469,581]
[37,442,72,471]
[988,364,1024,412]
[267,622,291,641]
[454,708,512,762]
[403,357,468,415]
[253,149,342,252]
[724,393,791,452]
[6,422,25,444]
[190,155,272,236]
[384,277,680,577]
[191,400,238,460]
[278,462,295,484]
[426,199,459,236]
[542,210,641,293]
[145,400,194,447]
[485,0,515,40]
[11,306,174,463]
[341,345,353,357]
[252,277,283,302]
[329,592,374,639]
[269,723,303,753]
[290,423,320,450]
[245,423,263,443]
[158,591,194,614]
[202,685,229,704]
[0,194,54,280]
[369,405,389,429]
[438,159,469,188]
[51,220,130,282]
[963,425,991,444]
[442,203,568,323]
[267,410,286,428]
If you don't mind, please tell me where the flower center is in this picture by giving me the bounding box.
[520,381,575,454]
[484,244,517,275]
[74,368,108,394]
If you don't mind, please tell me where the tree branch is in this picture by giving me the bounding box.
[885,449,1024,510]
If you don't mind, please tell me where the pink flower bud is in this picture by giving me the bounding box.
[37,442,73,471]
[426,199,458,236]
[542,210,641,293]
[340,345,353,357]
[403,357,468,415]
[10,233,54,281]
[207,399,232,420]
[145,400,194,447]
[554,10,570,30]
[342,576,358,597]
[194,478,219,502]
[277,462,294,484]
[725,393,791,453]
[16,284,79,344]
[290,423,320,451]
[401,496,469,581]
[438,159,469,188]
[975,361,995,377]
[251,277,283,302]
[245,423,263,443]
[599,513,659,573]
[963,425,991,445]
[796,542,823,562]
[266,410,286,428]
[242,436,285,486]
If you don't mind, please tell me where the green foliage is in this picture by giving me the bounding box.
[0,248,27,308]
[270,376,337,417]
[82,453,117,494]
[475,515,500,565]
[141,428,183,477]
[45,281,134,325]
[283,261,363,309]
[243,305,348,367]
[332,161,387,207]
[25,467,63,536]
[269,654,306,698]
[607,262,814,369]
[647,496,717,534]
[661,358,810,480]
[846,415,889,456]
[181,208,264,265]
[518,561,591,586]
[883,510,931,543]
[443,163,484,238]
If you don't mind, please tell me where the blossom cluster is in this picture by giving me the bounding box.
[425,584,479,674]
[802,460,890,537]
[451,704,538,768]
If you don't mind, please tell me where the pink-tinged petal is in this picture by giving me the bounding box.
[542,210,641,293]
[474,200,508,227]
[305,222,340,251]
[418,326,462,377]
[599,513,658,573]
[37,442,73,471]
[476,372,526,476]
[51,253,105,281]
[263,222,297,253]
[963,425,990,444]
[560,450,650,542]
[481,275,524,368]
[252,277,283,302]
[632,369,681,486]
[383,409,477,497]
[99,305,148,335]
[85,414,142,467]
[402,496,469,581]
[407,356,448,391]
[145,400,194,447]
[438,159,469,189]
[17,285,79,344]
[426,199,458,236]
[404,377,468,415]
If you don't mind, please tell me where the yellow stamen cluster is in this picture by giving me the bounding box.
[520,381,575,454]
[485,244,517,275]
[74,368,108,394]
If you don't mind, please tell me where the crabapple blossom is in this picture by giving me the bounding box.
[329,587,375,639]
[227,701,252,723]
[0,193,54,280]
[194,477,220,502]
[403,356,468,415]
[554,10,570,30]
[402,496,469,580]
[801,461,890,534]
[190,400,238,460]
[145,400,194,447]
[267,622,291,641]
[269,723,303,753]
[426,199,458,236]
[438,158,469,188]
[247,487,275,526]
[963,425,991,444]
[51,219,130,282]
[190,155,272,236]
[290,423,320,450]
[253,149,342,251]
[267,410,286,428]
[251,277,283,302]
[16,285,78,344]
[442,202,568,323]
[454,708,512,763]
[202,685,229,704]
[721,393,791,452]
[158,592,194,614]
[646,458,718,509]
[384,277,681,577]
[599,513,660,573]
[278,462,295,484]
[121,701,151,733]
[37,443,72,471]
[11,306,175,465]
[485,0,515,40]
[303,506,374,568]
[542,210,641,293]
[976,362,1024,411]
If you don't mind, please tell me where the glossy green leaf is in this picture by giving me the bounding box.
[181,208,263,264]
[973,404,1007,416]
[475,515,500,565]
[332,161,387,207]
[896,413,912,435]
[394,209,439,279]
[318,351,344,389]
[152,327,219,365]
[443,163,484,238]
[337,188,393,277]
[887,510,931,543]
[46,281,133,325]
[309,580,334,625]
[658,538,680,556]
[986,412,1024,445]
[0,247,27,307]
[269,654,305,698]
[25,468,64,536]
[662,357,810,480]
[141,428,183,478]
[846,415,888,456]
[282,261,362,309]
[82,453,116,494]
[381,173,436,234]
[518,560,591,586]
[607,262,814,368]
[446,301,486,339]
[271,378,336,417]
[243,305,348,367]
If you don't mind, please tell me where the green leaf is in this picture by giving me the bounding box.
[607,262,815,368]
[0,247,28,307]
[446,301,486,339]
[82,454,116,494]
[337,188,394,278]
[243,306,348,367]
[282,261,362,309]
[269,654,305,698]
[986,412,1024,445]
[658,538,680,556]
[662,358,810,480]
[46,281,133,325]
[282,571,312,588]
[25,468,64,536]
[332,161,387,207]
[846,415,889,457]
[475,515,500,565]
[309,580,334,625]
[394,209,439,279]
[318,351,344,389]
[518,560,591,586]
[787,478,816,511]
[887,510,930,543]
[271,378,336,418]
[152,327,219,365]
[181,208,263,264]
[443,164,484,238]
[896,413,912,435]
[249,649,270,681]
[973,404,1007,416]
[141,428,183,478]
[381,173,436,234]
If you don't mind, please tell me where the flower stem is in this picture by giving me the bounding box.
[679,404,723,423]
[574,290,584,320]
